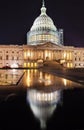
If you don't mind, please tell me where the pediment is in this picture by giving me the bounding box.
[36,42,62,50]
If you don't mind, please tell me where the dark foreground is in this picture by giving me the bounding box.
[0,88,84,130]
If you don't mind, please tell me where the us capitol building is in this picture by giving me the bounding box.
[0,0,84,68]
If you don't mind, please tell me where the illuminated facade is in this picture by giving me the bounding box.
[0,0,84,68]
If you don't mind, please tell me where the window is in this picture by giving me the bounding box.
[0,56,2,60]
[75,57,77,61]
[12,56,14,60]
[6,55,8,60]
[17,57,19,60]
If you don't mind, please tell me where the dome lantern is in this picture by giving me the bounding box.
[41,0,47,15]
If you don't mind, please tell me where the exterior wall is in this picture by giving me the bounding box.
[22,45,76,68]
[0,45,23,68]
[73,49,84,68]
[23,45,38,68]
[60,49,73,68]
[0,44,84,68]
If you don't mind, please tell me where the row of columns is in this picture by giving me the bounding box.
[24,49,63,61]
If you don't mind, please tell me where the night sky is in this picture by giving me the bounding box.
[0,0,84,47]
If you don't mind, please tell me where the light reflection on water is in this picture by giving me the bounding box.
[27,89,62,129]
[0,69,83,89]
[23,69,83,129]
[23,69,83,89]
[0,69,23,86]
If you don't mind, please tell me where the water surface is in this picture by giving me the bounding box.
[0,69,83,130]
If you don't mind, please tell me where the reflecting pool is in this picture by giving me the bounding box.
[0,69,83,130]
[0,69,23,86]
[23,69,83,89]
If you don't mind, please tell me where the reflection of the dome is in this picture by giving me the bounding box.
[27,89,62,129]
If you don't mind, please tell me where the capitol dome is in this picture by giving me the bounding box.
[27,0,60,45]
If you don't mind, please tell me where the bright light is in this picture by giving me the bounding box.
[27,51,30,57]
[64,52,66,59]
[11,63,18,68]
[63,79,67,86]
[45,50,48,57]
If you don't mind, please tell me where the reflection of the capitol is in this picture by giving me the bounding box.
[24,69,82,89]
[27,89,62,129]
[25,70,54,87]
